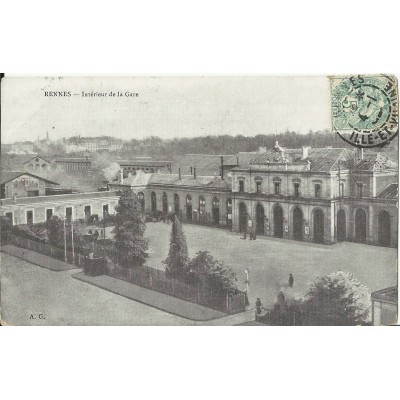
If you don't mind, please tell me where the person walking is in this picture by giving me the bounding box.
[289,273,294,288]
[256,298,262,314]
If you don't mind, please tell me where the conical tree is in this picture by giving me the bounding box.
[164,215,188,279]
[113,190,148,269]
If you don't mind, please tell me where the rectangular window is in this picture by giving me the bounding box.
[103,204,109,216]
[274,182,280,195]
[256,181,261,193]
[5,212,13,224]
[65,207,73,222]
[26,210,33,225]
[239,180,244,193]
[357,183,363,197]
[294,183,300,197]
[339,183,344,197]
[314,184,321,198]
[27,190,39,197]
[46,208,53,221]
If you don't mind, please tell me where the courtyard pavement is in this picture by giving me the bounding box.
[0,244,77,271]
[0,252,193,325]
[145,222,398,308]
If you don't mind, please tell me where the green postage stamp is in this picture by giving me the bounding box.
[330,74,399,148]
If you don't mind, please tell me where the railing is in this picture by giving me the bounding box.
[7,233,85,267]
[108,265,246,314]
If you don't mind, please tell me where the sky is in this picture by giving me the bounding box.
[1,76,331,143]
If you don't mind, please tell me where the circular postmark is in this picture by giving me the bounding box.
[330,75,398,148]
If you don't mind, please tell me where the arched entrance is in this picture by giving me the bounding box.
[226,198,232,230]
[212,197,220,225]
[255,204,265,235]
[355,208,367,243]
[313,209,324,243]
[174,194,180,215]
[238,203,247,233]
[337,209,346,241]
[273,205,283,238]
[186,195,192,221]
[293,207,303,241]
[378,210,391,246]
[151,192,157,213]
[138,192,145,213]
[162,192,168,214]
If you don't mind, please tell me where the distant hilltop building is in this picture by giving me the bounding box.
[66,136,124,153]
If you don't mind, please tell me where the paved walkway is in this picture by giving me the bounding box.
[0,245,77,272]
[73,272,228,322]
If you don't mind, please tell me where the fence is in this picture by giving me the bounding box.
[5,232,246,314]
[8,233,85,267]
[109,265,246,314]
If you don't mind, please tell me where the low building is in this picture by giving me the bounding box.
[371,287,398,325]
[0,191,119,225]
[0,171,59,199]
[55,157,92,171]
[117,158,172,175]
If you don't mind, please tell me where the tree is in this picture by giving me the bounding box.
[112,190,148,268]
[188,251,239,294]
[302,271,371,325]
[47,215,65,248]
[164,215,188,279]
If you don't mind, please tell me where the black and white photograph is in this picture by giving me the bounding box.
[1,75,398,326]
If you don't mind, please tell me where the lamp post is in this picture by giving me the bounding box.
[244,268,249,296]
[63,217,67,262]
[71,218,75,264]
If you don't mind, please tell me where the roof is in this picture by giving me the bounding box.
[172,154,237,176]
[55,157,91,163]
[371,287,398,304]
[0,171,60,186]
[377,183,398,199]
[354,153,398,171]
[22,155,51,164]
[117,159,171,167]
[0,190,119,206]
[148,173,232,190]
[247,147,355,172]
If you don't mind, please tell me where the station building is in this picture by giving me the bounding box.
[111,143,398,248]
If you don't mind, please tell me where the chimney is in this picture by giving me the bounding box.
[120,168,124,184]
[302,146,311,160]
[178,168,181,180]
[193,167,197,179]
[220,156,224,180]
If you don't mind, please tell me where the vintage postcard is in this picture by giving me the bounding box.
[0,75,398,326]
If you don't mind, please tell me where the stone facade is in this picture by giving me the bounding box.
[0,191,119,225]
